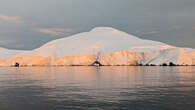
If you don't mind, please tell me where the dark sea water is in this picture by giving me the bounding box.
[0,66,195,110]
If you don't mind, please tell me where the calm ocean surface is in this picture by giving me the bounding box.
[0,66,195,110]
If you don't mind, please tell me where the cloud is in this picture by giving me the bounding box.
[0,14,23,23]
[136,29,161,35]
[0,13,72,36]
[36,28,73,36]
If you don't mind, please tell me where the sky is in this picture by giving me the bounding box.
[0,0,195,50]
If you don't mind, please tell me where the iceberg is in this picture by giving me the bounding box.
[0,27,195,66]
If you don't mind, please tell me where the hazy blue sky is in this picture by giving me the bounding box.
[0,0,195,50]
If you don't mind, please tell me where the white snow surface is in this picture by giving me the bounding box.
[0,47,24,59]
[19,27,169,57]
[0,27,195,66]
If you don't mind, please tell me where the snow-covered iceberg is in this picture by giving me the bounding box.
[0,27,195,66]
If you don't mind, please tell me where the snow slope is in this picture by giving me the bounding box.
[0,27,195,66]
[19,27,168,57]
[0,47,24,59]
